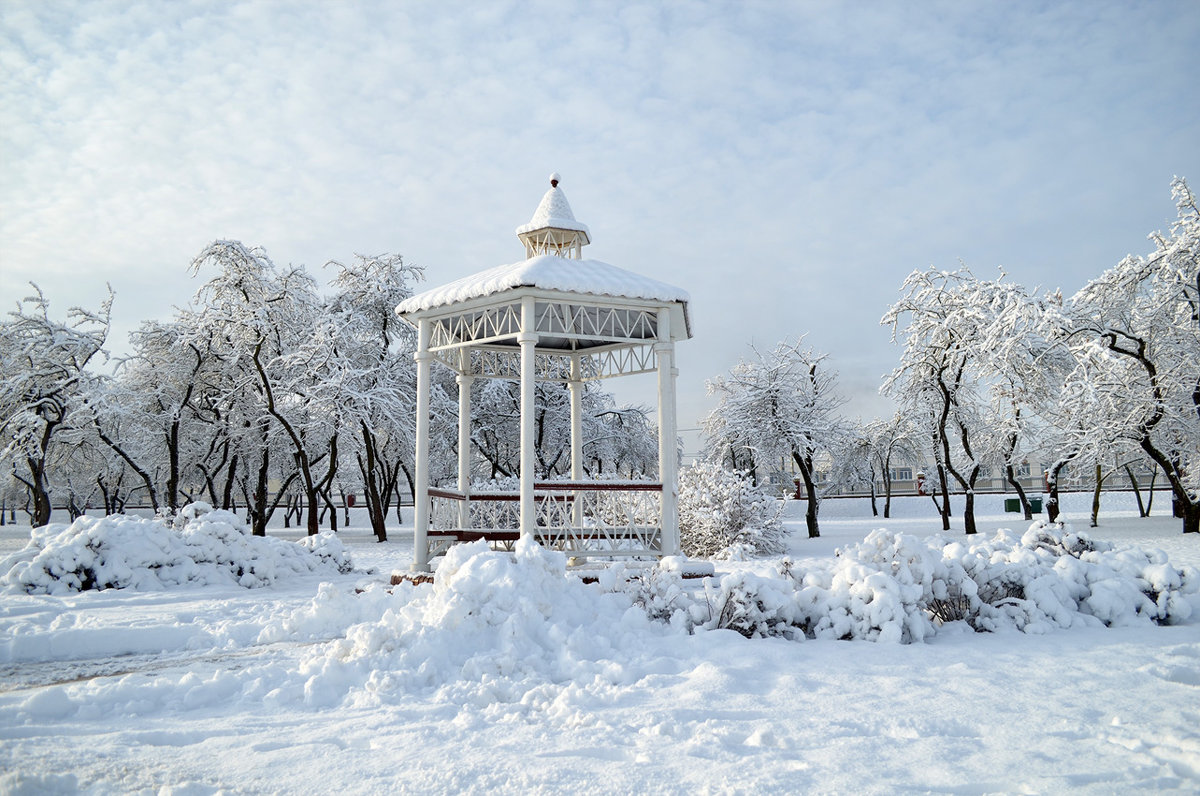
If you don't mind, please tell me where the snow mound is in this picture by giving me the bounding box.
[273,520,1200,712]
[0,503,354,594]
[289,537,679,708]
[652,521,1198,642]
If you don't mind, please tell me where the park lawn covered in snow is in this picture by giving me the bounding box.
[1,492,1199,794]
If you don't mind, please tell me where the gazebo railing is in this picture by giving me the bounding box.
[426,481,663,557]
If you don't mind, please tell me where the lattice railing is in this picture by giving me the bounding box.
[430,303,522,349]
[426,481,663,557]
[428,301,659,353]
[432,344,657,382]
[535,302,658,343]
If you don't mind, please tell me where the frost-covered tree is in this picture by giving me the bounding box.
[82,319,229,515]
[883,267,998,535]
[469,378,652,481]
[705,339,845,538]
[187,241,327,535]
[1046,178,1200,534]
[951,277,1060,521]
[677,460,787,558]
[862,414,918,518]
[0,286,110,526]
[583,396,659,478]
[320,253,431,541]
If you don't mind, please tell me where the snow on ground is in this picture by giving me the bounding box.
[1,492,1198,794]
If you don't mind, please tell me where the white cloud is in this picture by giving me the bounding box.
[2,0,1198,441]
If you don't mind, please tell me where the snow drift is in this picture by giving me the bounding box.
[254,520,1199,712]
[286,537,676,708]
[0,503,353,594]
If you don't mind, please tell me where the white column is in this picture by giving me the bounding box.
[655,308,680,556]
[569,355,584,528]
[518,297,539,538]
[412,319,433,571]
[569,356,584,481]
[456,349,473,531]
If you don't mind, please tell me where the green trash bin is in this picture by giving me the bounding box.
[1029,497,1043,514]
[1004,498,1020,513]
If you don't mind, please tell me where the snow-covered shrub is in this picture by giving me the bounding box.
[678,461,787,558]
[834,522,1196,634]
[622,520,1198,644]
[700,571,808,640]
[627,563,695,627]
[298,531,355,575]
[0,505,355,594]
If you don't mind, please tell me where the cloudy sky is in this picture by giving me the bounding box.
[3,1,1198,443]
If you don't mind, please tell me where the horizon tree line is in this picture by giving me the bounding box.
[4,179,1197,536]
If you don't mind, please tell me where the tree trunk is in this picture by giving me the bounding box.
[1005,464,1032,520]
[166,420,181,512]
[252,449,271,536]
[359,423,388,542]
[222,454,239,511]
[25,454,52,527]
[1183,501,1199,534]
[961,491,976,534]
[935,463,951,531]
[400,462,415,525]
[882,473,892,519]
[324,493,337,532]
[1126,465,1147,518]
[1090,463,1103,528]
[1045,457,1072,523]
[303,475,320,536]
[792,450,820,538]
[1135,438,1199,533]
[961,465,981,536]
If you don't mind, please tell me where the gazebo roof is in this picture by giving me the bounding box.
[396,254,689,320]
[515,177,591,242]
[396,175,692,345]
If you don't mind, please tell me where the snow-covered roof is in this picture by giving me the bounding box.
[396,254,689,316]
[515,182,591,239]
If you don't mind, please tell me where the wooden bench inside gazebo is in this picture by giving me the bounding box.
[395,174,692,571]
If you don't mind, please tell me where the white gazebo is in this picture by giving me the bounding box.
[396,174,692,571]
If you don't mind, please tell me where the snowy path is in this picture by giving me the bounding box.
[2,494,1199,794]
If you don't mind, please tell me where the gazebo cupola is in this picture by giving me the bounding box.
[397,174,691,572]
[516,172,591,259]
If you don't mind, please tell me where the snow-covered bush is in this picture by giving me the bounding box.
[631,520,1197,643]
[703,570,808,640]
[677,461,787,558]
[0,504,354,594]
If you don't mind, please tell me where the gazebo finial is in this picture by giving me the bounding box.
[516,174,591,259]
